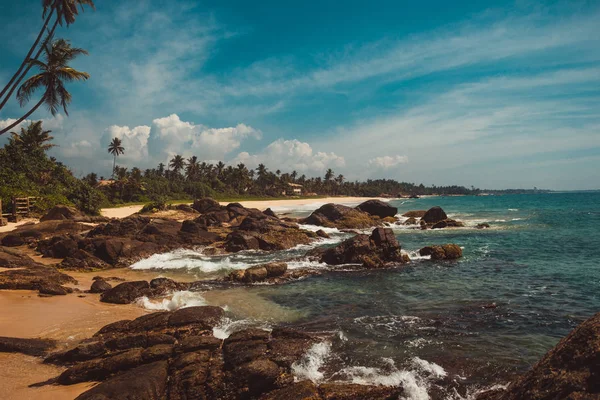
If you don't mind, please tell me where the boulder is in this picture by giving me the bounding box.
[316,229,330,239]
[192,198,222,214]
[228,262,288,283]
[402,210,427,218]
[90,279,112,293]
[403,217,418,225]
[225,232,261,252]
[0,336,57,356]
[478,311,600,400]
[0,234,25,247]
[301,203,379,229]
[180,219,205,234]
[0,265,77,292]
[317,228,404,266]
[421,206,448,224]
[59,249,110,271]
[263,208,277,218]
[477,223,490,229]
[356,199,398,218]
[431,219,465,229]
[0,247,44,268]
[100,281,151,304]
[419,244,462,260]
[38,283,72,296]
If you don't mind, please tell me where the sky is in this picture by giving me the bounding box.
[0,0,599,190]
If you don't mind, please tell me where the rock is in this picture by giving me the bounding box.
[301,203,379,229]
[40,205,108,223]
[320,383,402,399]
[264,262,287,277]
[356,199,398,218]
[431,219,465,229]
[74,360,169,400]
[100,281,151,304]
[37,236,79,258]
[403,217,418,225]
[478,311,600,400]
[316,229,330,239]
[421,206,448,224]
[192,198,222,214]
[90,279,112,293]
[175,204,198,214]
[0,247,44,268]
[168,306,224,329]
[244,266,268,282]
[180,219,205,233]
[260,380,320,400]
[38,283,72,296]
[225,232,261,252]
[0,265,77,292]
[402,210,427,218]
[419,244,462,260]
[59,249,110,271]
[228,262,288,283]
[1,234,25,247]
[0,336,57,356]
[263,208,277,218]
[477,223,490,229]
[194,210,231,227]
[236,358,280,396]
[317,228,404,266]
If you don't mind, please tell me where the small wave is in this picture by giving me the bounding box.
[508,209,519,211]
[287,259,331,270]
[403,250,431,261]
[292,341,332,383]
[130,249,249,272]
[136,290,207,311]
[212,317,270,339]
[298,224,342,235]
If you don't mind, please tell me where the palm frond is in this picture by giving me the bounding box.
[17,74,46,106]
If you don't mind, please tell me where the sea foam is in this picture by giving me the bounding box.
[136,290,207,311]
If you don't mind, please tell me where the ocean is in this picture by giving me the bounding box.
[131,192,600,399]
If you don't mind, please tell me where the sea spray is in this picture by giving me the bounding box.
[291,341,332,383]
[136,290,207,311]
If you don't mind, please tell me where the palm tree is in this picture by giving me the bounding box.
[157,162,165,177]
[0,39,90,136]
[216,161,225,180]
[324,169,334,182]
[185,156,200,181]
[9,121,55,153]
[107,137,124,179]
[169,155,185,176]
[0,0,95,111]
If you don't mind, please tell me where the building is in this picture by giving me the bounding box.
[286,183,303,196]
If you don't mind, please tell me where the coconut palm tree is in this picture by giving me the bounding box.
[216,161,225,180]
[0,0,95,111]
[169,155,185,177]
[185,156,200,181]
[0,39,90,136]
[9,121,55,153]
[157,162,165,177]
[107,137,124,179]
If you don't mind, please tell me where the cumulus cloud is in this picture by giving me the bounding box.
[232,139,345,174]
[368,155,409,169]
[149,114,261,162]
[100,124,151,163]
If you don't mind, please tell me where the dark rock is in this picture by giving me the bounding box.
[421,206,448,224]
[0,265,77,292]
[477,223,490,229]
[431,219,465,229]
[38,283,72,296]
[403,217,418,225]
[180,219,205,233]
[59,249,110,271]
[236,358,280,396]
[0,336,57,356]
[37,236,79,258]
[356,199,398,218]
[320,383,402,399]
[100,281,151,304]
[194,210,231,227]
[40,205,109,223]
[419,244,463,260]
[301,203,379,229]
[90,279,112,293]
[263,208,277,218]
[316,229,330,239]
[225,231,261,252]
[74,360,168,400]
[1,234,25,247]
[192,198,223,214]
[0,247,44,268]
[168,306,224,329]
[261,380,320,400]
[402,210,427,218]
[478,311,600,400]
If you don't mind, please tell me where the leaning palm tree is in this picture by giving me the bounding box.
[107,137,125,179]
[0,0,95,110]
[0,38,90,136]
[169,155,185,177]
[9,121,55,153]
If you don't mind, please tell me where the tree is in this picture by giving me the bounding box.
[0,0,95,112]
[185,156,200,181]
[324,169,334,182]
[169,155,185,176]
[107,137,124,179]
[9,121,55,153]
[0,39,90,136]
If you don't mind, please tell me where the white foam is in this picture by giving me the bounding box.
[403,250,431,261]
[412,357,447,378]
[212,317,270,340]
[136,290,207,311]
[130,249,249,272]
[292,341,332,383]
[298,224,342,235]
[287,259,331,270]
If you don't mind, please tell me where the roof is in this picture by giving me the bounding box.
[288,183,303,187]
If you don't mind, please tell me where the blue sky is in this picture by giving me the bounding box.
[1,0,599,189]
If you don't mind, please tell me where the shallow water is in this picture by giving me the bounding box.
[131,192,600,398]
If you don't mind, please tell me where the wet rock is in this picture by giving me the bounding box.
[263,208,277,218]
[421,206,448,224]
[90,278,112,293]
[320,383,403,399]
[228,262,288,283]
[302,203,380,229]
[180,219,205,233]
[236,358,281,396]
[38,283,72,296]
[419,244,463,260]
[317,228,404,267]
[477,223,490,229]
[0,336,57,356]
[261,380,320,400]
[431,219,465,229]
[59,249,110,271]
[478,311,600,400]
[100,281,151,304]
[402,210,427,218]
[0,247,44,268]
[225,231,261,252]
[168,306,224,329]
[0,265,77,292]
[1,234,25,247]
[316,229,330,239]
[403,217,418,225]
[192,198,223,214]
[356,199,398,218]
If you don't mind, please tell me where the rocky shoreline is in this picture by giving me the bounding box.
[0,198,598,399]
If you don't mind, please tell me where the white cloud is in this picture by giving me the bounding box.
[232,139,345,174]
[100,124,151,163]
[368,155,408,169]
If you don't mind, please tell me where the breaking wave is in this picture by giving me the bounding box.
[136,290,207,311]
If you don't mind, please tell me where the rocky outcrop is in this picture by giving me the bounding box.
[478,311,600,400]
[421,206,448,224]
[431,219,465,229]
[46,307,402,400]
[90,278,112,293]
[419,244,463,260]
[0,336,57,356]
[314,228,406,268]
[0,246,43,268]
[0,264,77,293]
[402,210,427,218]
[100,278,189,304]
[40,205,109,223]
[477,223,490,229]
[355,200,398,219]
[301,203,380,229]
[226,262,288,283]
[403,217,418,225]
[192,198,222,214]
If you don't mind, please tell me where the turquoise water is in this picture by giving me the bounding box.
[135,193,600,397]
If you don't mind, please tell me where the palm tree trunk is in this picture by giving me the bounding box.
[0,97,45,136]
[0,10,54,105]
[0,18,59,112]
[112,155,116,179]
